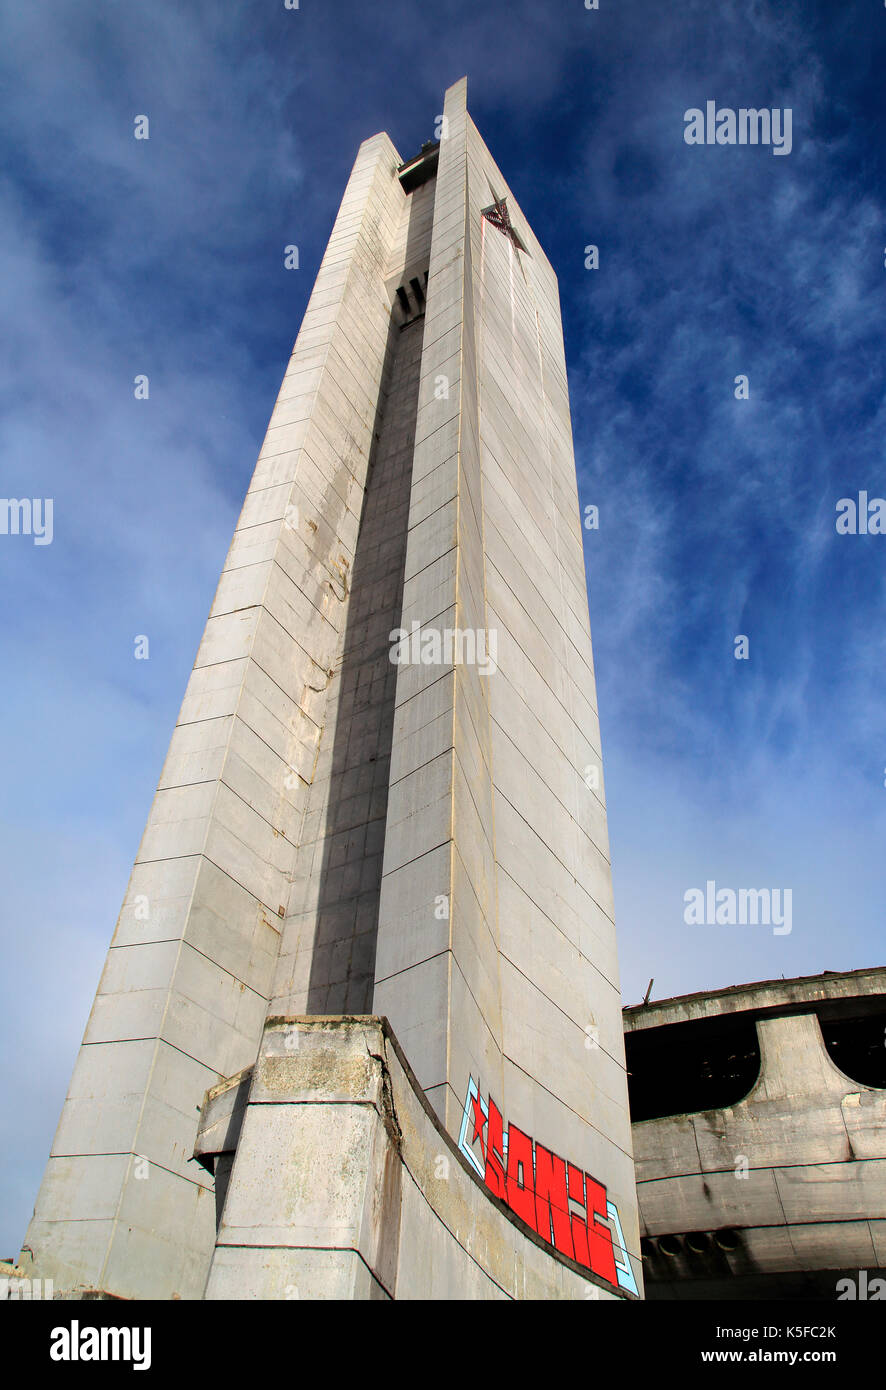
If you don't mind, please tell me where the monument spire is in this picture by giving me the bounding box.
[20,78,641,1301]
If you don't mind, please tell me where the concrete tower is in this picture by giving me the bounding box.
[21,79,641,1301]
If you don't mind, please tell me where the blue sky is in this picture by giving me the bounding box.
[1,0,884,1253]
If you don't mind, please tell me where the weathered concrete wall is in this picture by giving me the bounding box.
[20,132,411,1301]
[374,78,505,1137]
[625,966,886,1032]
[374,78,640,1295]
[269,173,434,1019]
[202,1017,627,1299]
[629,972,886,1297]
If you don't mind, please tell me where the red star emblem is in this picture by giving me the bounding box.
[480,198,527,253]
[471,1093,487,1152]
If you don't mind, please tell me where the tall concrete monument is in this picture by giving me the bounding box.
[20,79,641,1300]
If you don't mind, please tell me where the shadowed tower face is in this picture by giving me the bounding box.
[21,79,640,1301]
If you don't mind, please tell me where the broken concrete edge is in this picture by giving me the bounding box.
[625,965,886,1030]
[197,1013,639,1301]
[204,1063,254,1105]
[194,1068,253,1173]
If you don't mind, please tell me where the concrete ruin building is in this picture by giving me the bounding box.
[18,79,642,1301]
[626,967,886,1300]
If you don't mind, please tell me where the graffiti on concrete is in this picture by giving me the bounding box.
[458,1075,639,1296]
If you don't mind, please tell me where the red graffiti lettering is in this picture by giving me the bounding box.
[483,1098,506,1200]
[567,1164,591,1268]
[505,1124,537,1230]
[534,1144,574,1259]
[585,1172,617,1285]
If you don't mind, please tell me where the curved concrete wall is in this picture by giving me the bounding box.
[202,1017,635,1300]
